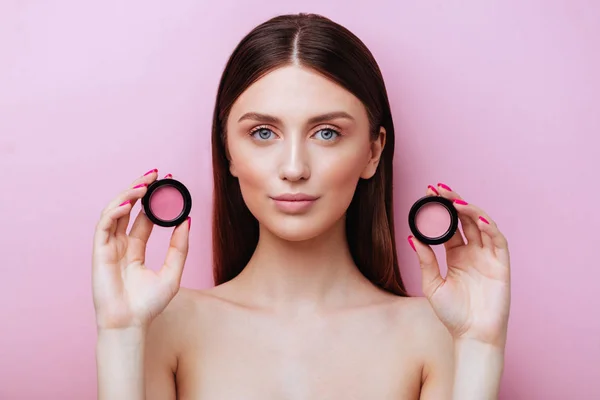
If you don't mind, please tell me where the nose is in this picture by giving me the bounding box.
[278,136,310,181]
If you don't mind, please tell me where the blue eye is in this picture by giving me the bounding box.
[314,128,339,141]
[251,128,275,140]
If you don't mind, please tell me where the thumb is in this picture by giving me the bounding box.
[159,217,191,289]
[407,235,445,298]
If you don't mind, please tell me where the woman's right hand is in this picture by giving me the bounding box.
[92,169,191,331]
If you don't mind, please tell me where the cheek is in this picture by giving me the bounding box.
[315,144,370,193]
[228,141,271,209]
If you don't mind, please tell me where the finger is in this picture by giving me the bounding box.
[130,168,159,188]
[102,169,158,214]
[407,235,445,299]
[115,182,150,236]
[94,200,133,246]
[451,201,494,248]
[126,210,155,264]
[451,200,507,253]
[451,200,483,248]
[477,216,510,261]
[444,229,466,251]
[457,213,482,247]
[436,183,482,247]
[426,185,440,196]
[474,213,508,254]
[163,173,173,179]
[481,230,494,250]
[159,217,191,289]
[110,169,158,235]
[94,168,159,249]
[425,184,465,250]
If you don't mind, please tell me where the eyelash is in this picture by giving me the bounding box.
[248,125,342,142]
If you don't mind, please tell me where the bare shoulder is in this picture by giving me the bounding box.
[145,287,214,350]
[147,284,242,336]
[390,296,454,390]
[144,288,189,344]
[391,295,453,352]
[141,287,220,394]
[394,296,452,340]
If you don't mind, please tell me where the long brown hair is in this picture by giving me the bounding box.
[211,13,407,296]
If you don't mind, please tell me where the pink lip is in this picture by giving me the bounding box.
[271,193,318,201]
[270,193,319,213]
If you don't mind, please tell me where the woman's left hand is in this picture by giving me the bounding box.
[408,183,511,348]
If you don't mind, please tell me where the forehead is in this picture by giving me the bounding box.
[228,65,368,123]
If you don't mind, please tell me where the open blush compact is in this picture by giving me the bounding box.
[408,196,459,245]
[141,177,192,227]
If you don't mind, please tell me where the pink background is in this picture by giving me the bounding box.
[1,1,599,398]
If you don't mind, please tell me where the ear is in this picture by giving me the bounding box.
[225,139,238,177]
[229,161,238,177]
[360,126,386,179]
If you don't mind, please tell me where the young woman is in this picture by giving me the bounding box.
[93,13,511,399]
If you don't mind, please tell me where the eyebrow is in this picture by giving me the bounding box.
[237,111,355,125]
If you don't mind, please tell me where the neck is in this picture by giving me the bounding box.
[236,218,369,312]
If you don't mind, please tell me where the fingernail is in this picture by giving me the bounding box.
[187,217,192,230]
[479,216,490,224]
[143,168,158,176]
[437,182,452,191]
[133,183,147,189]
[164,173,172,179]
[407,235,416,252]
[454,199,468,205]
[119,200,131,207]
[427,185,439,195]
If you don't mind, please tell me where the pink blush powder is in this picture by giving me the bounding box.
[415,203,451,238]
[149,185,184,221]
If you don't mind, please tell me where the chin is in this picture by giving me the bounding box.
[261,214,340,243]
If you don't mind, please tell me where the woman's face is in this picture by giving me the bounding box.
[226,65,385,242]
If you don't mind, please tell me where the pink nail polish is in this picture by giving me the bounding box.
[164,173,173,179]
[427,185,439,195]
[133,183,147,189]
[143,168,158,176]
[437,182,452,191]
[119,200,131,206]
[407,235,416,252]
[187,217,192,230]
[479,216,490,224]
[454,199,468,205]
